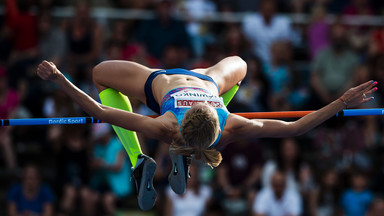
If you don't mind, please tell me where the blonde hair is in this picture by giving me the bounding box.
[171,104,222,167]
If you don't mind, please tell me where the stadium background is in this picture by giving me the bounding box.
[1,0,384,215]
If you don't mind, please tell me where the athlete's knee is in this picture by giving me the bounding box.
[235,56,247,75]
[93,61,111,83]
[235,56,247,81]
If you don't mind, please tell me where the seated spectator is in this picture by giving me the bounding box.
[371,149,384,196]
[121,42,159,68]
[175,0,217,57]
[342,0,373,55]
[5,0,38,63]
[342,0,374,15]
[136,0,192,60]
[307,5,329,60]
[38,11,66,68]
[162,45,188,69]
[366,197,384,216]
[190,43,225,69]
[310,22,359,107]
[90,124,133,215]
[64,1,103,82]
[56,126,94,216]
[0,67,19,169]
[217,139,263,215]
[5,0,42,117]
[262,138,314,193]
[242,0,293,63]
[165,162,212,216]
[7,164,54,216]
[340,171,373,216]
[309,169,342,216]
[232,55,269,112]
[262,41,293,111]
[221,24,251,58]
[253,170,302,216]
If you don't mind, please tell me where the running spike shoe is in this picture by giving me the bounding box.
[168,148,192,194]
[132,154,157,211]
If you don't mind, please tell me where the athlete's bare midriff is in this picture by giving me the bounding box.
[151,72,219,104]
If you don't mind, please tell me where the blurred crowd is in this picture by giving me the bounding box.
[2,0,384,215]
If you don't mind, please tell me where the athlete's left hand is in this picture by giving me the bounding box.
[340,80,378,108]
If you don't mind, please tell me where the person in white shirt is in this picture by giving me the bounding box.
[165,163,212,216]
[242,0,293,63]
[253,170,302,216]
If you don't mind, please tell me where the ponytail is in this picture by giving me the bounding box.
[170,145,222,168]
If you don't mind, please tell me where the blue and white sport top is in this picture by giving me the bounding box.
[160,87,229,148]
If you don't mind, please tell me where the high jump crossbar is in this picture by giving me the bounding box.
[1,108,383,126]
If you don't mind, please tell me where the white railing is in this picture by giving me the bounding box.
[0,6,383,26]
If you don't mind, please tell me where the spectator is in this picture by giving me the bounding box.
[232,55,269,112]
[5,0,38,63]
[175,0,217,57]
[190,43,225,69]
[233,0,260,12]
[307,5,329,60]
[5,0,42,117]
[242,0,293,63]
[369,54,384,104]
[310,22,359,107]
[7,164,54,216]
[366,197,384,216]
[221,24,251,58]
[342,0,373,55]
[106,20,128,49]
[137,0,192,60]
[90,124,133,215]
[262,138,313,193]
[162,45,188,69]
[0,67,19,169]
[340,172,373,216]
[371,149,384,197]
[263,41,293,111]
[118,20,159,68]
[342,0,374,16]
[38,11,66,68]
[369,24,384,57]
[253,170,302,216]
[64,1,103,82]
[308,169,342,216]
[56,126,94,216]
[0,24,13,64]
[217,139,263,216]
[165,162,212,216]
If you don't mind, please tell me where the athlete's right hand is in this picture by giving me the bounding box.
[37,60,62,81]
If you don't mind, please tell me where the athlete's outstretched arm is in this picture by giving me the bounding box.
[229,81,377,140]
[37,61,166,140]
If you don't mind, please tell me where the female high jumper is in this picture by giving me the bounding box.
[37,56,377,210]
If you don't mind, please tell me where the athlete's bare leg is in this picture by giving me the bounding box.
[92,60,159,103]
[197,56,247,95]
